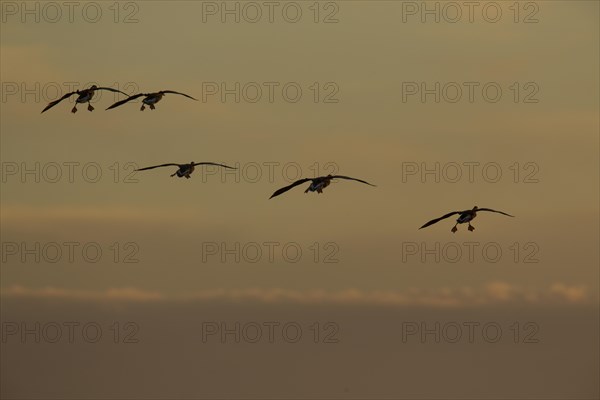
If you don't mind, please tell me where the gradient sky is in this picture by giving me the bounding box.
[1,1,599,398]
[2,1,598,299]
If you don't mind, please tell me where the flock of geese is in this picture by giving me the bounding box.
[41,85,514,233]
[40,85,197,113]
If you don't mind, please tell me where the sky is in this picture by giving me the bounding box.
[1,1,599,398]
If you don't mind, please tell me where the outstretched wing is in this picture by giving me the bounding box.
[95,87,130,97]
[331,175,376,187]
[419,211,462,229]
[160,90,198,101]
[269,178,313,199]
[192,162,236,169]
[106,93,146,110]
[477,208,514,217]
[136,163,180,171]
[41,91,77,113]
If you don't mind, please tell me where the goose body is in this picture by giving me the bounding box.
[270,174,375,199]
[142,93,164,106]
[306,177,331,193]
[135,161,235,179]
[106,90,196,111]
[420,206,514,233]
[41,85,128,113]
[75,91,94,103]
[456,211,476,224]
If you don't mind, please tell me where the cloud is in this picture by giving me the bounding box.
[1,282,592,307]
[549,283,588,303]
[485,281,514,301]
[1,285,164,302]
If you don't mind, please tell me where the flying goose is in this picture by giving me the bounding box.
[269,174,375,199]
[106,90,197,111]
[135,162,235,179]
[41,85,128,113]
[419,206,514,233]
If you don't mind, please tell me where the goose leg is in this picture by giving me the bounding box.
[468,223,475,232]
[149,104,156,110]
[140,104,146,111]
[71,105,78,113]
[451,224,458,233]
[87,102,94,111]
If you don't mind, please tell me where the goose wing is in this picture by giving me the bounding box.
[41,91,77,113]
[330,175,376,187]
[269,178,313,199]
[192,162,236,169]
[160,90,198,101]
[135,163,180,171]
[477,208,514,217]
[95,87,130,97]
[106,93,146,110]
[419,211,462,229]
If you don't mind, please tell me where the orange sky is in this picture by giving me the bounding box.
[1,2,599,398]
[1,1,598,304]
